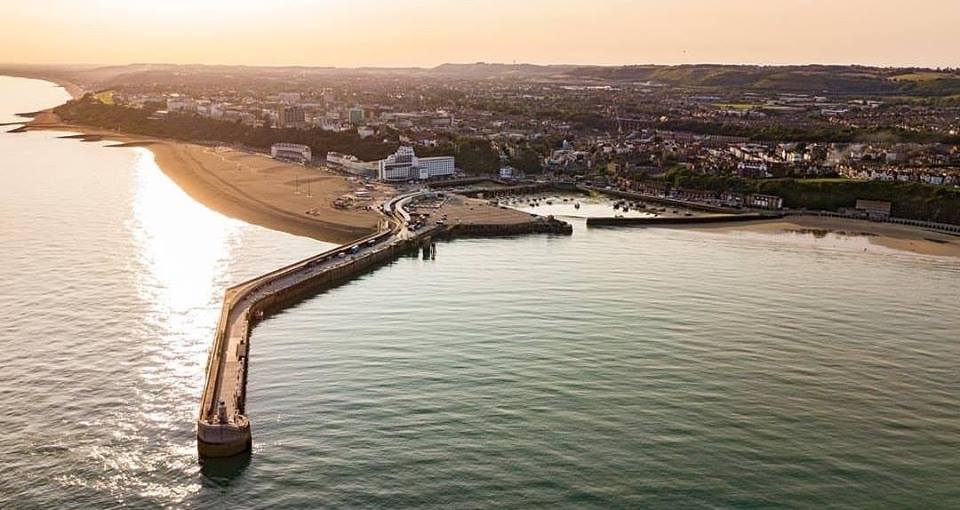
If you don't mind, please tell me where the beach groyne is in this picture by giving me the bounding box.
[197,193,571,458]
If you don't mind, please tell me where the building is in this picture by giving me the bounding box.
[349,107,365,125]
[431,115,453,128]
[855,199,892,219]
[379,146,417,181]
[418,156,456,179]
[357,126,375,139]
[746,194,784,210]
[276,105,306,129]
[500,166,519,179]
[737,161,771,178]
[166,95,195,113]
[271,143,312,164]
[326,151,377,177]
[377,146,456,182]
[278,92,301,105]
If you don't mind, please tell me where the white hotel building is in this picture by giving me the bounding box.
[378,146,455,182]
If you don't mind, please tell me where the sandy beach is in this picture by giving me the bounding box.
[26,115,388,244]
[19,111,960,258]
[689,215,960,258]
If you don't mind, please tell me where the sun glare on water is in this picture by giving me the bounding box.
[130,147,240,318]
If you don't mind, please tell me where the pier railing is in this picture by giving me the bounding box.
[197,192,432,457]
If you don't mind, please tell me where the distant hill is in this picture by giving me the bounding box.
[429,62,578,78]
[563,64,960,96]
[4,62,959,97]
[423,63,960,96]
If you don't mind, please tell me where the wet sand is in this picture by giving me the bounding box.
[689,215,960,258]
[27,117,386,245]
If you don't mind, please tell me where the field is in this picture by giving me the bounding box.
[890,72,958,82]
[94,90,115,105]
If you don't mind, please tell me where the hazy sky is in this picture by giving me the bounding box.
[1,0,957,68]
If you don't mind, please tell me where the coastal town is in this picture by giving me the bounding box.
[15,63,954,229]
[73,65,960,188]
[3,1,960,507]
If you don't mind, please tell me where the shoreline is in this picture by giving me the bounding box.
[23,119,960,259]
[25,118,384,245]
[12,84,958,259]
[5,73,387,245]
[0,71,85,100]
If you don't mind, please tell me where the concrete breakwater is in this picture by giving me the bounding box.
[587,213,782,227]
[197,193,571,458]
[449,217,573,237]
[196,228,407,458]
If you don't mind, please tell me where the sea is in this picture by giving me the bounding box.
[1,75,958,509]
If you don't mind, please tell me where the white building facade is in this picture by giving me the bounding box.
[166,96,195,113]
[271,143,312,163]
[327,152,377,177]
[377,146,455,182]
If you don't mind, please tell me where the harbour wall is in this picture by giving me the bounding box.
[198,194,572,458]
[587,213,782,227]
[449,217,573,237]
[578,185,742,214]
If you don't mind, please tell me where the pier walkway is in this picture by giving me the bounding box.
[197,192,433,457]
[197,192,570,457]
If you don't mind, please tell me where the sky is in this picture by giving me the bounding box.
[0,0,957,68]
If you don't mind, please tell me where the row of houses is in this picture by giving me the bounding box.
[839,166,960,186]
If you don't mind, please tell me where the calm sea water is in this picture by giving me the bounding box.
[1,77,959,509]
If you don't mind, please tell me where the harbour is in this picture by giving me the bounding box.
[197,191,571,457]
[3,76,960,509]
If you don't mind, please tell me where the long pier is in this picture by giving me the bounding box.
[197,192,570,458]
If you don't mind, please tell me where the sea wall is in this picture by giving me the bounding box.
[450,217,573,237]
[198,195,573,458]
[579,185,741,214]
[458,182,556,198]
[587,213,782,227]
